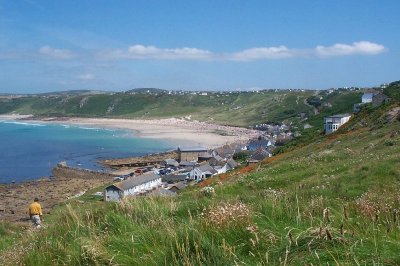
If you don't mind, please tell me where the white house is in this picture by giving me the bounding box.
[217,159,238,174]
[362,93,376,103]
[324,114,351,134]
[189,163,217,181]
[104,172,161,201]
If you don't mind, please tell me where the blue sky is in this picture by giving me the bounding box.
[0,0,399,93]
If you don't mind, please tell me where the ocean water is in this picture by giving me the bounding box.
[0,120,174,183]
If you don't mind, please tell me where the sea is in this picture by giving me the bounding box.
[0,120,174,184]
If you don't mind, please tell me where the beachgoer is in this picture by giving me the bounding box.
[28,197,43,228]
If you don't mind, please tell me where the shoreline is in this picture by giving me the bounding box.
[0,114,260,149]
[0,165,116,225]
[0,114,261,225]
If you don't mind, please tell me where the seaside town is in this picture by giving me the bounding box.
[102,90,391,202]
[0,89,391,223]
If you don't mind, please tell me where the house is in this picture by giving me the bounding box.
[169,182,187,193]
[151,187,177,197]
[372,93,389,107]
[355,92,389,112]
[324,114,351,134]
[209,154,224,166]
[164,159,179,167]
[189,163,217,181]
[247,138,273,151]
[362,93,376,103]
[104,172,161,201]
[179,160,196,169]
[215,144,236,159]
[198,152,213,162]
[162,174,188,183]
[217,159,238,174]
[177,147,208,162]
[249,147,272,161]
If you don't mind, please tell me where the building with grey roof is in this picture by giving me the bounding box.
[324,114,351,134]
[177,147,208,162]
[104,172,161,201]
[189,163,217,181]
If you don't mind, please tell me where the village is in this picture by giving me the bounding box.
[104,90,392,202]
[103,141,277,201]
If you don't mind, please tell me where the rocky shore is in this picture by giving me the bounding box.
[0,165,115,225]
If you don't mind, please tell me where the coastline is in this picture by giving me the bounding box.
[0,115,260,149]
[0,114,260,224]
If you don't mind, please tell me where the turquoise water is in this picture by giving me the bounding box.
[0,120,174,183]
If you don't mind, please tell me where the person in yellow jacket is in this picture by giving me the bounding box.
[28,198,43,228]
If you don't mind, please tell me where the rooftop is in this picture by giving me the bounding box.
[109,172,160,191]
[178,147,208,152]
[325,113,351,119]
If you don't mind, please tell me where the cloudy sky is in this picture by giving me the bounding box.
[0,0,399,92]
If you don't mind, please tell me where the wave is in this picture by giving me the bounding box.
[1,121,45,127]
[76,126,101,131]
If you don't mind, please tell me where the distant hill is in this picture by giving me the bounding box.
[0,88,364,127]
[35,90,111,96]
[124,88,168,94]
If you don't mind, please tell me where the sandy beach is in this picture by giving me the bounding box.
[0,115,261,149]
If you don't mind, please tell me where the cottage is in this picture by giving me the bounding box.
[164,159,179,167]
[362,93,376,103]
[217,159,238,174]
[250,147,272,161]
[324,114,351,134]
[104,172,161,201]
[355,92,389,112]
[247,138,273,151]
[209,154,224,166]
[162,174,188,183]
[177,147,208,162]
[372,93,389,107]
[151,187,177,197]
[198,152,213,162]
[169,182,187,193]
[215,145,236,159]
[179,160,196,167]
[189,163,217,181]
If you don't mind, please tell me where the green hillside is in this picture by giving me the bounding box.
[0,89,362,126]
[1,92,399,265]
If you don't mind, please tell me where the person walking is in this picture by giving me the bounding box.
[28,197,43,228]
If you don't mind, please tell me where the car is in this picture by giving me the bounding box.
[113,176,124,181]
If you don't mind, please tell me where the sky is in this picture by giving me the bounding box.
[0,0,399,93]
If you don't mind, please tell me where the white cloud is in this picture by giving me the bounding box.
[39,45,75,59]
[229,46,294,61]
[315,41,386,57]
[76,73,95,80]
[99,41,385,62]
[102,44,213,60]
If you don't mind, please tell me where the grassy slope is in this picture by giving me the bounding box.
[0,91,323,126]
[1,98,399,265]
